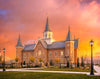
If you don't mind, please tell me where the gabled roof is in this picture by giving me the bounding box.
[22,39,79,51]
[47,41,65,49]
[44,14,51,32]
[23,44,36,51]
[16,34,23,47]
[66,26,73,41]
[40,39,47,48]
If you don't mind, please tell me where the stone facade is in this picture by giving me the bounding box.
[16,16,79,67]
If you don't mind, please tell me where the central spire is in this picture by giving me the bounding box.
[44,14,51,32]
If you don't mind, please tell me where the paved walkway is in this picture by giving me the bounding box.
[0,65,100,76]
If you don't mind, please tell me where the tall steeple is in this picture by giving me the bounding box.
[43,14,54,44]
[44,14,51,32]
[66,26,73,41]
[16,34,23,47]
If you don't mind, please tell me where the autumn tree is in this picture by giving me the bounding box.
[15,57,19,67]
[15,57,19,62]
[30,56,35,66]
[55,58,60,66]
[38,58,43,67]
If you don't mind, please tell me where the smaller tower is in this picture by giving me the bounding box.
[65,26,74,67]
[43,14,54,44]
[16,34,23,63]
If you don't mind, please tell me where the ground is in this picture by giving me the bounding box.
[0,72,100,79]
[26,67,95,72]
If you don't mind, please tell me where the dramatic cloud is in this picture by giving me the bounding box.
[0,0,100,60]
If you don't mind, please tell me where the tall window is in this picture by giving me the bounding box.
[49,52,51,56]
[38,50,41,56]
[61,51,63,56]
[55,52,57,56]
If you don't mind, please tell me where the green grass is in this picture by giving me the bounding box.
[26,67,96,72]
[0,72,100,79]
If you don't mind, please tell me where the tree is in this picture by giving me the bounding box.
[15,57,18,62]
[29,56,35,66]
[81,57,84,67]
[38,58,43,67]
[55,58,60,66]
[15,57,19,68]
[77,58,79,67]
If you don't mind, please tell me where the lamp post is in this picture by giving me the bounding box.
[90,40,94,75]
[3,48,5,71]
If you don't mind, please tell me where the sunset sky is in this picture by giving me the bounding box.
[0,0,100,60]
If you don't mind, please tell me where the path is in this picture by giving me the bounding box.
[0,65,100,76]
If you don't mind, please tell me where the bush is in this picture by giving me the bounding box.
[23,61,26,65]
[34,65,40,67]
[81,57,84,67]
[50,60,54,66]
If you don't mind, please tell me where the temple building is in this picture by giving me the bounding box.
[16,15,79,67]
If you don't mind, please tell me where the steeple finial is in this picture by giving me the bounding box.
[44,14,51,32]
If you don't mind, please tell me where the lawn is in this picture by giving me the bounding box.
[26,67,96,72]
[0,72,100,79]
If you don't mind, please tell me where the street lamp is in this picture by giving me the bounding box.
[3,48,5,71]
[90,40,94,75]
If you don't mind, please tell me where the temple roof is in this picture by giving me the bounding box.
[22,39,79,51]
[16,34,23,47]
[23,44,36,51]
[47,41,65,49]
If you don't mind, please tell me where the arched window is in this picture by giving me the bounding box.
[49,52,51,56]
[61,51,63,56]
[38,50,41,56]
[45,34,47,38]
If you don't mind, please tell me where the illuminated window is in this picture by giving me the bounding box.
[49,34,51,38]
[61,51,63,56]
[38,50,41,56]
[55,52,57,56]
